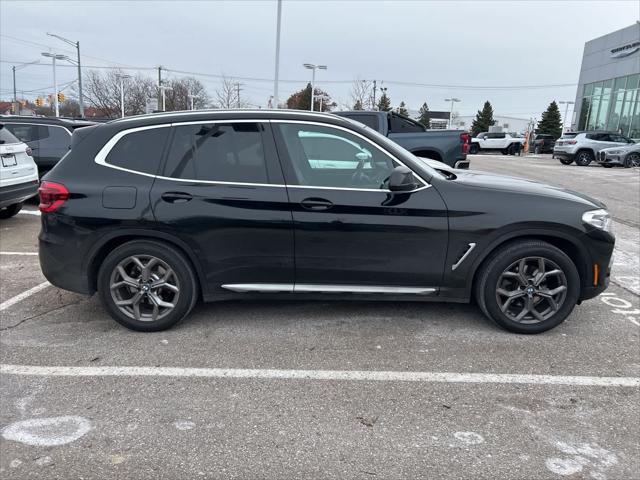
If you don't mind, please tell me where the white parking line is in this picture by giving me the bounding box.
[0,252,38,256]
[1,364,637,388]
[0,282,51,311]
[18,209,41,216]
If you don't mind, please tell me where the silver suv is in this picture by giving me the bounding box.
[553,131,634,166]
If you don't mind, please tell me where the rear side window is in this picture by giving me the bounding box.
[42,126,71,148]
[105,127,168,175]
[389,114,424,133]
[0,126,20,144]
[164,122,268,184]
[3,123,38,143]
[353,115,379,130]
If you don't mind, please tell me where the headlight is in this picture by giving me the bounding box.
[606,150,621,155]
[582,209,612,232]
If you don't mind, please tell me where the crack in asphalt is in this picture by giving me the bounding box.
[0,300,84,332]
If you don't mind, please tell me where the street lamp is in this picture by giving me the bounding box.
[445,98,461,129]
[12,60,40,113]
[559,101,575,133]
[158,84,173,111]
[47,32,84,118]
[303,63,327,112]
[187,94,200,111]
[42,52,69,117]
[115,73,132,118]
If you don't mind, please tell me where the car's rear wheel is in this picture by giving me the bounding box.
[574,150,594,166]
[475,240,580,334]
[624,153,640,168]
[559,157,573,165]
[469,144,479,154]
[534,146,541,154]
[98,240,198,331]
[0,202,23,219]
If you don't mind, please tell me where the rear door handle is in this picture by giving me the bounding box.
[300,197,333,211]
[161,192,193,204]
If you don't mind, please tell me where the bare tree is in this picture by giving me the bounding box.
[350,78,374,110]
[164,77,210,111]
[214,75,251,109]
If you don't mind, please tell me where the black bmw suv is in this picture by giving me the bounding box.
[39,110,614,333]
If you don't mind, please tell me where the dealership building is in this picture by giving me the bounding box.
[572,22,639,139]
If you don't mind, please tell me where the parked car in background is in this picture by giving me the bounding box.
[553,131,634,166]
[469,132,525,155]
[0,116,95,177]
[335,111,469,169]
[39,109,613,334]
[0,124,38,219]
[597,142,640,168]
[531,134,556,154]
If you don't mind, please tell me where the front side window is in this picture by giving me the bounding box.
[276,123,399,190]
[105,127,168,175]
[164,122,268,184]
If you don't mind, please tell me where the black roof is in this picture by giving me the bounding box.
[0,115,96,129]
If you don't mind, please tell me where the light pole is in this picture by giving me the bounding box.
[303,63,327,112]
[158,85,173,111]
[559,101,575,133]
[12,60,40,113]
[273,0,282,109]
[47,33,84,117]
[445,98,461,129]
[42,52,69,117]
[188,94,200,111]
[115,73,131,118]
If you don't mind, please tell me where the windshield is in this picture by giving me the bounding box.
[338,117,441,180]
[0,124,21,145]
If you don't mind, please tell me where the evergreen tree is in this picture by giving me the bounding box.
[417,102,431,129]
[377,88,391,111]
[286,83,335,111]
[353,99,363,110]
[470,101,496,136]
[536,101,563,138]
[396,101,409,117]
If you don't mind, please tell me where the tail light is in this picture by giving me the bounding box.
[38,181,69,213]
[460,132,469,155]
[565,140,577,145]
[26,147,33,157]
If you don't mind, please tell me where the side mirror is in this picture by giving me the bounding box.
[355,151,371,161]
[388,166,418,192]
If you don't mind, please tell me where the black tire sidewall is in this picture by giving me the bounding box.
[97,240,197,332]
[480,243,580,334]
[559,158,573,165]
[624,154,639,168]
[0,202,23,219]
[575,151,593,166]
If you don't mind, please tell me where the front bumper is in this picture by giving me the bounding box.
[578,229,614,302]
[0,180,39,208]
[596,151,624,166]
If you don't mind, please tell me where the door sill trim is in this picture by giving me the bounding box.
[220,283,436,295]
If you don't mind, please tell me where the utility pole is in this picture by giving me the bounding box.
[11,61,40,114]
[116,73,131,118]
[158,66,163,111]
[159,85,173,111]
[47,33,84,117]
[445,97,461,129]
[372,80,377,110]
[235,82,243,108]
[273,0,282,109]
[559,100,575,133]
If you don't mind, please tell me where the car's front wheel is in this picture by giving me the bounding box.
[98,240,198,331]
[574,150,594,166]
[624,152,640,168]
[0,202,23,219]
[475,240,580,334]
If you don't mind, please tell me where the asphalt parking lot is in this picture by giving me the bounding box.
[1,154,638,479]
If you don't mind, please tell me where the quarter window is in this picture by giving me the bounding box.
[276,123,398,190]
[3,123,38,143]
[164,122,268,184]
[105,127,168,175]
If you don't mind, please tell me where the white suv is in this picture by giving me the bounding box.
[553,131,634,166]
[0,125,39,219]
[469,132,525,155]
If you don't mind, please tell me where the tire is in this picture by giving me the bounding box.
[0,202,23,219]
[574,150,594,166]
[97,240,198,332]
[534,146,541,155]
[501,148,508,155]
[624,153,640,168]
[469,144,479,154]
[474,240,580,334]
[559,157,573,165]
[602,164,613,168]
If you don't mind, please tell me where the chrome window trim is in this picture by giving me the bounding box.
[221,283,436,295]
[93,119,431,193]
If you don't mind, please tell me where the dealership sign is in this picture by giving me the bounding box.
[610,41,640,58]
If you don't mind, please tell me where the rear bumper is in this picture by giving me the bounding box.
[0,180,39,208]
[454,159,470,169]
[553,151,575,159]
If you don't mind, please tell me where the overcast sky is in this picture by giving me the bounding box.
[1,0,638,120]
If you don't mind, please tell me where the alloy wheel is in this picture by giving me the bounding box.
[626,153,640,168]
[495,257,567,324]
[109,255,180,322]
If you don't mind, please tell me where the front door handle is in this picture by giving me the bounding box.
[161,192,193,204]
[300,197,333,211]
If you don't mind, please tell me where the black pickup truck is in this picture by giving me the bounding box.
[335,110,470,168]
